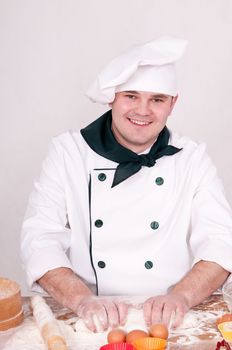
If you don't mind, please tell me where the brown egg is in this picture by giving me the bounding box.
[126,329,149,344]
[149,323,169,340]
[107,329,126,344]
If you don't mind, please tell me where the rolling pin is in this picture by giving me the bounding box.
[31,295,67,350]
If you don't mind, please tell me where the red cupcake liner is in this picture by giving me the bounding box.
[100,343,135,350]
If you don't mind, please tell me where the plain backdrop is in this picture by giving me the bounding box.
[1,0,232,294]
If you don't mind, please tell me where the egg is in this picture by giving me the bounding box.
[107,329,126,343]
[149,323,169,339]
[126,329,149,343]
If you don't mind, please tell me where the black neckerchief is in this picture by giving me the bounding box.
[81,110,182,187]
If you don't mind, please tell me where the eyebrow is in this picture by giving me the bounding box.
[123,91,170,99]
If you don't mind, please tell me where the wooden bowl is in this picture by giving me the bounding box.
[0,277,24,331]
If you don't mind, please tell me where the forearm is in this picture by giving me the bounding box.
[37,267,93,312]
[143,260,229,327]
[170,260,229,308]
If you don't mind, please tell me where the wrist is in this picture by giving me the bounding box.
[168,288,192,309]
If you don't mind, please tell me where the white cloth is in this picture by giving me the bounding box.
[86,36,188,104]
[21,129,232,294]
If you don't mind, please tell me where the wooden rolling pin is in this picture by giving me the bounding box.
[31,295,67,350]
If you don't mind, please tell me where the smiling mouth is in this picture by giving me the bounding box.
[128,118,151,126]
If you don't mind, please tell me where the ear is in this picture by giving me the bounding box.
[109,94,117,108]
[170,95,178,111]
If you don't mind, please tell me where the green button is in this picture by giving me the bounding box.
[145,261,153,269]
[150,221,159,230]
[98,173,106,181]
[98,261,106,268]
[95,219,103,228]
[155,177,164,186]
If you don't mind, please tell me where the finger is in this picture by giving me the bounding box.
[161,303,175,326]
[143,299,153,326]
[117,302,129,326]
[82,310,98,332]
[150,299,165,325]
[167,310,176,331]
[77,302,108,332]
[172,305,186,328]
[144,297,165,326]
[94,307,108,332]
[104,301,120,328]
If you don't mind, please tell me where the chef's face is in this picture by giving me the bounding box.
[109,90,178,153]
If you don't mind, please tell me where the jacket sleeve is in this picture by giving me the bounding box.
[20,138,73,292]
[189,143,232,273]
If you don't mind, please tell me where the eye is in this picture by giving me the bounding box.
[152,98,165,103]
[125,94,137,100]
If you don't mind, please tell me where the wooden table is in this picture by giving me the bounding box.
[0,294,230,350]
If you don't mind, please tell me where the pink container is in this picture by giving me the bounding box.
[100,343,135,350]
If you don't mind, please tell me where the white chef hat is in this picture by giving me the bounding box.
[86,36,188,104]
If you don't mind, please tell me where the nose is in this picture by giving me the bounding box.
[134,100,150,116]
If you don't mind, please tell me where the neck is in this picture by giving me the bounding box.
[111,127,158,154]
[113,135,157,154]
[128,144,154,154]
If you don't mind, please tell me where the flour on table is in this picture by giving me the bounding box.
[73,308,147,349]
[3,318,45,350]
[74,307,223,348]
[75,307,147,333]
[3,317,79,350]
[169,309,224,345]
[74,307,210,333]
[175,311,203,329]
[3,302,225,350]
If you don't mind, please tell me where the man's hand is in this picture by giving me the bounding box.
[143,261,230,329]
[143,293,189,328]
[76,296,130,332]
[38,268,131,332]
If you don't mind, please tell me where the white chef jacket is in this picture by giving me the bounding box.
[21,129,232,295]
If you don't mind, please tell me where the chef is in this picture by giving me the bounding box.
[21,37,232,332]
